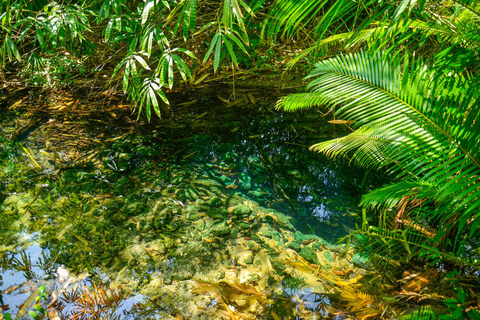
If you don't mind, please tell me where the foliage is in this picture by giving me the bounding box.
[279,50,480,258]
[2,0,480,314]
[3,0,480,119]
[275,0,480,315]
[437,270,480,320]
[440,288,480,320]
[0,0,269,120]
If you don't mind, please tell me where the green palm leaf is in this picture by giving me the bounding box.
[278,51,480,249]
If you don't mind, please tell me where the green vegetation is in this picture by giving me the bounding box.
[276,0,480,317]
[2,0,480,318]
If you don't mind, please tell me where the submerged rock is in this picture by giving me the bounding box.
[205,208,225,219]
[232,204,252,215]
[236,250,254,266]
[211,221,230,236]
[208,196,223,207]
[172,269,195,281]
[185,204,200,220]
[299,246,320,264]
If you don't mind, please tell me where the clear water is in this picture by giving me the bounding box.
[0,89,378,319]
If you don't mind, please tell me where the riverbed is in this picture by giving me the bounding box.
[0,86,382,319]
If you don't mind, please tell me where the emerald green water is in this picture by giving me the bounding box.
[0,89,379,319]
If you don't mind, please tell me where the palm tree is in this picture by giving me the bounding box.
[277,50,480,271]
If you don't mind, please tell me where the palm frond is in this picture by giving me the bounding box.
[278,51,480,249]
[262,0,380,43]
[310,121,393,169]
[361,180,438,211]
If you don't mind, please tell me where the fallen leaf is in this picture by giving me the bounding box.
[328,120,356,125]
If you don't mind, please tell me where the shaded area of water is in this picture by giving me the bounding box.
[0,88,386,319]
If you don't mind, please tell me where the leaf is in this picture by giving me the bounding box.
[33,305,47,316]
[29,311,40,320]
[99,0,110,21]
[16,287,39,318]
[175,47,196,59]
[122,62,130,92]
[458,289,467,304]
[69,230,89,247]
[394,0,416,20]
[194,21,215,35]
[105,18,114,41]
[36,28,45,48]
[149,87,160,118]
[225,31,248,54]
[203,32,221,62]
[222,34,237,65]
[183,0,196,39]
[172,54,191,81]
[279,50,480,262]
[4,35,21,61]
[167,55,174,88]
[327,120,355,124]
[141,0,155,25]
[214,35,222,71]
[134,54,150,70]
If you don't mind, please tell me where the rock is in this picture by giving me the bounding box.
[208,196,223,207]
[247,241,261,252]
[196,220,205,231]
[185,204,196,215]
[286,241,301,251]
[154,207,172,228]
[211,222,230,236]
[185,205,199,220]
[205,220,215,229]
[195,198,207,206]
[205,208,225,219]
[299,246,320,264]
[151,201,165,214]
[261,210,295,230]
[195,269,225,282]
[148,240,166,254]
[142,221,154,231]
[113,177,131,195]
[239,173,252,190]
[247,299,264,314]
[235,298,247,307]
[232,204,251,216]
[186,212,199,220]
[230,227,240,238]
[226,193,245,207]
[352,253,368,265]
[239,222,251,229]
[323,251,334,262]
[171,204,182,215]
[237,251,254,266]
[172,269,194,281]
[195,198,209,211]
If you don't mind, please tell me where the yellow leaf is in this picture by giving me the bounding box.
[328,120,356,124]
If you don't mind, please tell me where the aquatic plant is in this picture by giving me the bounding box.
[54,282,125,320]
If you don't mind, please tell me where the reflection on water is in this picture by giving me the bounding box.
[0,91,383,318]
